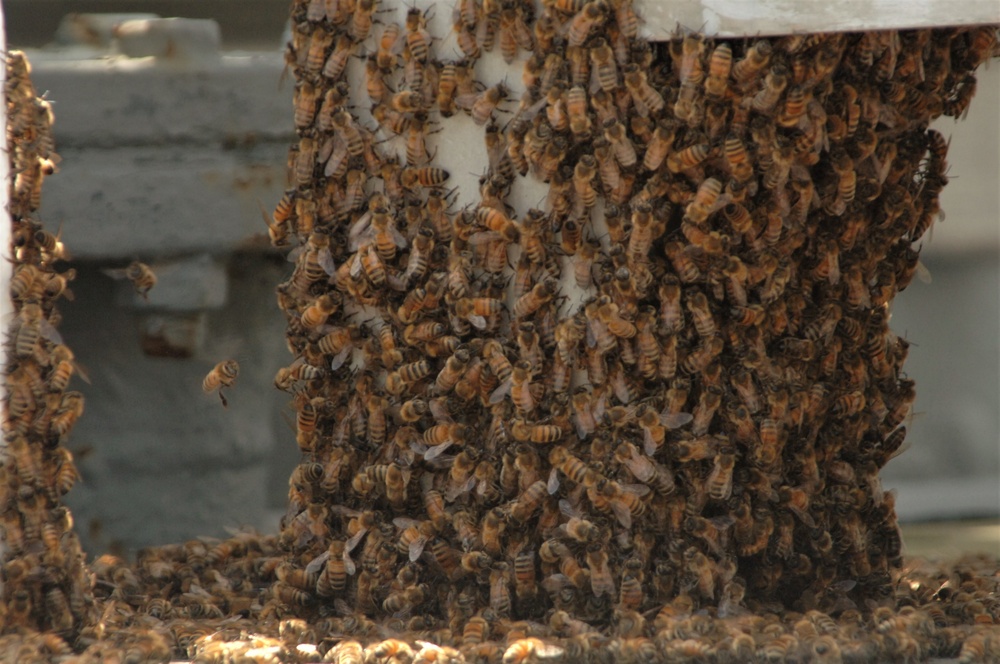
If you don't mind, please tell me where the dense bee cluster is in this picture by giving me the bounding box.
[3,9,1000,664]
[270,0,998,640]
[0,51,95,646]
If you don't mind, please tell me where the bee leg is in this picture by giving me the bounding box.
[219,390,229,409]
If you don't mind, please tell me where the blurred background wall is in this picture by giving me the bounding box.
[5,1,998,556]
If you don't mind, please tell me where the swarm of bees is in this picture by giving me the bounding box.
[269,0,998,647]
[5,9,1000,664]
[1,50,97,648]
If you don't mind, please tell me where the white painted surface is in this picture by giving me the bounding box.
[636,0,1000,38]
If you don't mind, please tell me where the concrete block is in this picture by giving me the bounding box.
[112,18,222,63]
[111,254,230,311]
[39,144,288,260]
[59,257,293,555]
[26,50,293,148]
[136,312,207,358]
[53,13,161,49]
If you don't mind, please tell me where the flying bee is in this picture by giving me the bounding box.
[101,260,157,300]
[203,360,239,407]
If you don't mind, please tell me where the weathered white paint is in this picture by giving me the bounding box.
[637,0,999,38]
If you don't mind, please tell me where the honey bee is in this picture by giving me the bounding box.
[623,66,664,117]
[101,260,157,301]
[503,638,564,664]
[751,64,788,113]
[582,544,614,598]
[462,82,508,126]
[707,450,735,501]
[510,480,548,521]
[326,641,365,664]
[603,119,637,168]
[608,439,660,488]
[202,360,239,407]
[509,279,556,320]
[666,141,712,173]
[400,167,450,191]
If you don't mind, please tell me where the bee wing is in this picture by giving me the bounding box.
[349,253,364,280]
[624,457,655,483]
[531,643,565,660]
[709,515,736,530]
[348,213,374,251]
[305,550,331,575]
[390,225,408,249]
[468,314,488,329]
[445,477,476,502]
[621,483,652,497]
[593,392,607,421]
[455,91,481,111]
[318,136,335,164]
[541,573,571,593]
[318,248,336,276]
[39,319,64,345]
[100,267,130,280]
[661,411,694,429]
[915,260,932,284]
[424,454,455,470]
[345,527,368,554]
[468,230,504,246]
[423,440,454,460]
[329,505,363,518]
[610,501,633,529]
[787,504,816,528]
[558,498,584,519]
[830,579,858,593]
[547,468,560,495]
[343,549,357,576]
[642,432,657,457]
[409,536,429,562]
[330,346,353,372]
[393,517,421,529]
[428,397,455,422]
[488,377,512,404]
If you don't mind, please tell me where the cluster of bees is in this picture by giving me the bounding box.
[2,8,999,664]
[271,0,997,643]
[0,51,96,647]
